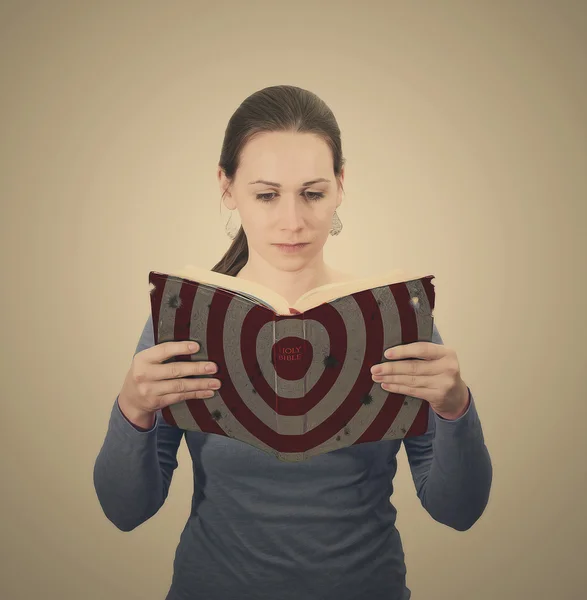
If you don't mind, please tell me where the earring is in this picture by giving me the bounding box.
[225,210,239,240]
[329,210,343,236]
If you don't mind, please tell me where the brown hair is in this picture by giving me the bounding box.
[210,85,346,277]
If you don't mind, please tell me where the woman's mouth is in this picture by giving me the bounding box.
[273,243,309,253]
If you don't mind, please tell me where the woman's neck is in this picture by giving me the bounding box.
[236,260,354,307]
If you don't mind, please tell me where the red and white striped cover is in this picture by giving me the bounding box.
[149,271,436,462]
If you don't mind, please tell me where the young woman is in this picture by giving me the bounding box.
[93,85,492,600]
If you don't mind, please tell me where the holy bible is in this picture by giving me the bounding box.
[148,264,436,462]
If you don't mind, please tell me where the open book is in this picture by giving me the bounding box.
[148,264,436,462]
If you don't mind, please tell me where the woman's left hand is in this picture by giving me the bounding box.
[370,341,470,420]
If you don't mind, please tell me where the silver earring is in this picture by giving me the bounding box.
[329,210,343,236]
[225,210,239,240]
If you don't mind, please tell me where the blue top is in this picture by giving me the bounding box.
[93,315,492,600]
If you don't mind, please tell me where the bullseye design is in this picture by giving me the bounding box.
[151,273,435,462]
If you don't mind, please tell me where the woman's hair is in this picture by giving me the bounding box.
[211,85,346,276]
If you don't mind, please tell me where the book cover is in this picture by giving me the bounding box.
[148,267,436,462]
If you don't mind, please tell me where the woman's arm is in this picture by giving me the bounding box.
[93,316,185,531]
[402,325,493,531]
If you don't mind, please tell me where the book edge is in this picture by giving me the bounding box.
[156,264,433,315]
[294,269,433,312]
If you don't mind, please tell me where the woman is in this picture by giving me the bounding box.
[93,85,492,600]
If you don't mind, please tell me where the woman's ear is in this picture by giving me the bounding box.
[218,167,236,210]
[336,167,345,208]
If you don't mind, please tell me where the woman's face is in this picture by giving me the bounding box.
[218,130,343,270]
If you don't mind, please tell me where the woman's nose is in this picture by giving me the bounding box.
[278,199,305,228]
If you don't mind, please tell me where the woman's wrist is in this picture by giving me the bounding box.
[118,394,156,430]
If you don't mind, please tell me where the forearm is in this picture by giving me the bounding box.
[419,391,493,531]
[93,397,167,531]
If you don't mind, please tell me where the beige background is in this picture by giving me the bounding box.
[1,1,585,599]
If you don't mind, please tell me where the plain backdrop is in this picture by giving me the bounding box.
[0,1,585,599]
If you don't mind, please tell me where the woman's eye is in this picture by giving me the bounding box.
[255,191,325,202]
[305,191,325,201]
[256,193,276,202]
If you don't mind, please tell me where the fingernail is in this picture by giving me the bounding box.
[205,364,217,373]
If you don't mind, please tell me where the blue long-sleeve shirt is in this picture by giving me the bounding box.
[93,314,492,600]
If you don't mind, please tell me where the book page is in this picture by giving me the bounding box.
[162,264,431,315]
[293,269,429,313]
[166,264,291,314]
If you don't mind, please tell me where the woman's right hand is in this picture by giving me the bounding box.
[118,341,221,422]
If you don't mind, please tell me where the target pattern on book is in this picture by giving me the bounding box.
[149,271,436,462]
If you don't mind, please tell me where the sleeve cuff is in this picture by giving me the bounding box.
[432,387,481,438]
[434,387,472,423]
[114,395,158,435]
[430,390,483,445]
